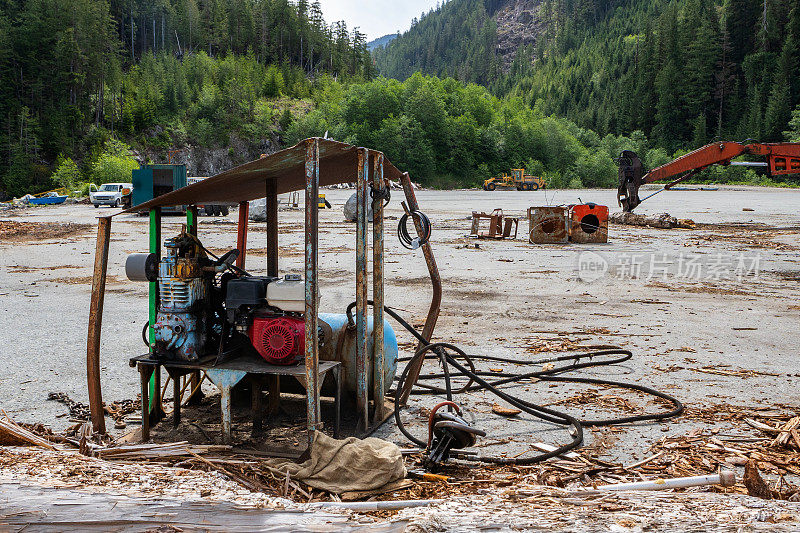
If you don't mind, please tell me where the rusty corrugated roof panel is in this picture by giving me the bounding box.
[123,138,404,213]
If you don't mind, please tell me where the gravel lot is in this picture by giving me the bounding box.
[1,185,799,528]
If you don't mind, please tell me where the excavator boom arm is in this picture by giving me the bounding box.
[644,142,748,183]
[618,142,800,212]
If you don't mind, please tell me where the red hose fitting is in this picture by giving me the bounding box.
[427,401,461,448]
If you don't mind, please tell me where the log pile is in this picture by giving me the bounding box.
[609,211,695,229]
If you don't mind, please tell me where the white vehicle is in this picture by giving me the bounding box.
[90,182,133,208]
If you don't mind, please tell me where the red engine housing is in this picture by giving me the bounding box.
[249,315,305,365]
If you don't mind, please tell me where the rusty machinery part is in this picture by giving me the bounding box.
[131,231,400,381]
[617,150,645,212]
[370,181,391,208]
[398,210,431,250]
[354,302,684,465]
[426,401,462,448]
[424,401,486,472]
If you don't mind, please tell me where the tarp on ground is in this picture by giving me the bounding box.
[263,431,406,494]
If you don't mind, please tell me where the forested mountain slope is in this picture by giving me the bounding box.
[0,0,372,197]
[374,0,800,153]
[367,34,397,51]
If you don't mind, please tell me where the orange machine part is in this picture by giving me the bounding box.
[569,204,609,243]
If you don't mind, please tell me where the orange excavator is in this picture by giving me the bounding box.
[617,142,800,211]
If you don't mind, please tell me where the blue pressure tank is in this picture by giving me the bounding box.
[318,313,398,396]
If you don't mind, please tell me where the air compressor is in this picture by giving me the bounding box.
[125,229,398,395]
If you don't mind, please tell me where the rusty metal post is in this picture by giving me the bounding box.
[87,216,111,434]
[236,201,249,269]
[397,172,442,406]
[372,153,385,423]
[266,178,279,277]
[355,148,369,431]
[304,139,321,440]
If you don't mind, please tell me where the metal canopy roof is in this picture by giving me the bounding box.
[123,138,403,213]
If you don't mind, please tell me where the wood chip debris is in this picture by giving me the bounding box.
[688,366,780,378]
[492,404,522,417]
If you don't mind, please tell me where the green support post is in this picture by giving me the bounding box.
[148,208,161,414]
[186,205,197,235]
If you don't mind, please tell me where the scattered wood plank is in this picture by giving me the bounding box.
[529,442,581,460]
[0,413,56,450]
[623,452,663,471]
[744,418,781,435]
[96,442,231,460]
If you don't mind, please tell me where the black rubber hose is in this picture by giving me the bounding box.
[397,210,431,250]
[394,342,585,463]
[141,321,150,348]
[346,300,683,465]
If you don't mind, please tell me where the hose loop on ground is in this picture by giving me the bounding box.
[345,300,684,465]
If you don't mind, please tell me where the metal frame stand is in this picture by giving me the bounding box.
[133,357,341,444]
[85,138,441,445]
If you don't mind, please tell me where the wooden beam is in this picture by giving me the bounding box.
[87,216,112,434]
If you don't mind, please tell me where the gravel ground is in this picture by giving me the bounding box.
[1,185,799,529]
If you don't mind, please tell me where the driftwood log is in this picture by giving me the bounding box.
[609,212,695,229]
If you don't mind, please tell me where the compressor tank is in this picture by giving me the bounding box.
[318,313,398,396]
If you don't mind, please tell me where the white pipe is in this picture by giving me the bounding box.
[596,471,736,492]
[306,499,442,511]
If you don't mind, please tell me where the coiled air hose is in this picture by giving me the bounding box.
[397,210,431,250]
[345,301,683,465]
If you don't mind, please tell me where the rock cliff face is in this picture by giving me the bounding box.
[494,0,545,71]
[138,133,278,177]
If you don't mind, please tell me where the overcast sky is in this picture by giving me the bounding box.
[317,0,440,41]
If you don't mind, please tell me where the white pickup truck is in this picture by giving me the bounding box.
[90,182,133,208]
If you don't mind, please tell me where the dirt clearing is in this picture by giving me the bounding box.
[0,220,91,242]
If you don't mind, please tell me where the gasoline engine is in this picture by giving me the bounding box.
[125,229,397,395]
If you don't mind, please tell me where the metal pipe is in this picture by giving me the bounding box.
[87,216,112,434]
[148,208,161,354]
[639,169,703,205]
[304,139,321,439]
[593,471,736,492]
[266,179,278,277]
[236,201,249,269]
[397,172,442,407]
[355,148,369,431]
[372,153,385,423]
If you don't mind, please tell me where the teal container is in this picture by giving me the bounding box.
[132,164,187,212]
